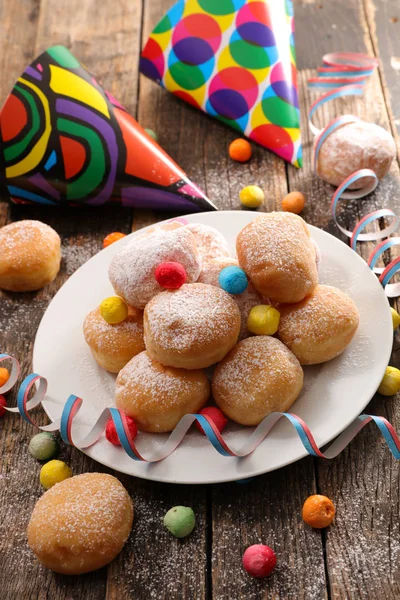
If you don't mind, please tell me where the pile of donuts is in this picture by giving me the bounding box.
[83,212,360,434]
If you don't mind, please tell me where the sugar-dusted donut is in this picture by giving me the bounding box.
[197,256,239,286]
[27,473,133,574]
[316,120,396,189]
[115,351,209,432]
[278,284,359,365]
[212,336,303,426]
[0,220,61,291]
[83,306,145,373]
[109,227,201,309]
[184,223,230,261]
[236,212,318,304]
[144,283,241,369]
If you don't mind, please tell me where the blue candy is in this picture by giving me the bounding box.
[218,266,248,294]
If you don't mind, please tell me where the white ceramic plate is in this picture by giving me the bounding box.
[33,211,392,484]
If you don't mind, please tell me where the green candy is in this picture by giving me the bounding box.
[144,128,158,142]
[163,506,195,538]
[28,432,59,461]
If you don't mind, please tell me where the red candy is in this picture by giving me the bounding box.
[196,406,228,435]
[0,395,7,418]
[105,415,138,446]
[155,262,187,289]
[242,544,277,578]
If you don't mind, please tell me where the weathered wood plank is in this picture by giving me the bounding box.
[291,1,400,598]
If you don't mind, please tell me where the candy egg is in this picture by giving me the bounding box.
[164,506,196,538]
[378,366,400,396]
[391,307,400,330]
[242,544,277,578]
[29,432,59,461]
[0,395,7,418]
[155,262,187,289]
[247,305,280,336]
[302,494,335,528]
[282,191,306,214]
[315,120,396,189]
[100,296,129,325]
[40,460,72,489]
[0,367,10,388]
[105,415,138,446]
[103,232,126,248]
[196,406,228,435]
[239,186,264,209]
[218,266,248,294]
[145,128,158,141]
[229,139,252,163]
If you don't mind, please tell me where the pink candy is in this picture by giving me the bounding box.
[242,544,277,578]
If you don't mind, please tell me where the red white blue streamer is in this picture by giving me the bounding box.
[309,52,400,296]
[1,353,399,463]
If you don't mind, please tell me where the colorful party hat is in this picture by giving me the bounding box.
[140,0,302,167]
[0,45,216,212]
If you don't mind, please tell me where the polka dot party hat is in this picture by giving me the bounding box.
[140,0,302,167]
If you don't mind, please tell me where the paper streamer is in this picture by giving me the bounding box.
[308,52,400,297]
[1,353,399,464]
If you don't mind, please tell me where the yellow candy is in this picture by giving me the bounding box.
[100,296,128,324]
[247,305,280,335]
[378,366,400,396]
[391,307,400,330]
[40,460,72,490]
[239,185,264,209]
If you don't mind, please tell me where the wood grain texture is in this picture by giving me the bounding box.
[292,1,400,599]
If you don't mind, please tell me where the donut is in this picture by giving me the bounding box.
[136,220,184,239]
[143,283,241,369]
[184,223,230,261]
[197,257,264,340]
[109,227,201,309]
[316,120,396,189]
[0,220,61,292]
[27,473,133,575]
[277,284,359,365]
[212,336,303,426]
[198,256,238,286]
[115,351,210,432]
[236,212,318,303]
[83,306,145,373]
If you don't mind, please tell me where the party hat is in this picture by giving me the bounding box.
[140,0,302,167]
[0,45,216,212]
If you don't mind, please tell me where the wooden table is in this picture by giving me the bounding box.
[1,0,400,598]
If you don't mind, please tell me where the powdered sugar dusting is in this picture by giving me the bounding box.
[184,223,230,260]
[83,307,144,353]
[198,256,239,286]
[109,228,201,309]
[144,283,240,352]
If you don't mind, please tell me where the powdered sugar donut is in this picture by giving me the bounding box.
[236,213,318,304]
[212,336,303,426]
[198,256,239,286]
[144,283,241,369]
[115,351,209,432]
[109,228,201,309]
[184,223,230,261]
[316,120,396,189]
[83,306,145,373]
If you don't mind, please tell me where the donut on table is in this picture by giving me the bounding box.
[27,473,133,575]
[0,220,61,292]
[236,212,318,304]
[212,336,304,426]
[143,283,241,369]
[109,227,201,309]
[278,284,359,365]
[115,351,210,432]
[316,120,396,189]
[83,306,145,373]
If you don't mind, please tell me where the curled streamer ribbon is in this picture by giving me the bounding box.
[308,52,400,297]
[1,353,399,464]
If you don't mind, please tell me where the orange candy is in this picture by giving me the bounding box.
[229,139,252,163]
[302,494,335,528]
[0,368,10,388]
[103,232,127,248]
[282,191,306,214]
